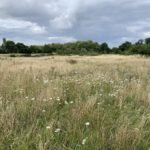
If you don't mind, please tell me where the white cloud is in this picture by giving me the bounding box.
[142,32,150,38]
[0,18,32,29]
[127,26,143,33]
[48,36,77,43]
[30,24,46,34]
[0,18,46,34]
[50,15,75,30]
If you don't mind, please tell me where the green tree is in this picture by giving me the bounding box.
[100,42,110,53]
[16,43,30,53]
[119,41,132,52]
[145,38,150,45]
[43,44,53,53]
[5,40,17,53]
[29,45,43,53]
[135,39,144,45]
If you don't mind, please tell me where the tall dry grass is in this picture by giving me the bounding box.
[0,55,150,150]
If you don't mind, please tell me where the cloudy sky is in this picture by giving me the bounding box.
[0,0,150,47]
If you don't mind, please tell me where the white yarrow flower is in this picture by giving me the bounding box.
[82,137,88,145]
[42,110,46,113]
[46,126,51,129]
[85,122,90,127]
[43,98,47,102]
[55,128,61,133]
[31,97,35,101]
[56,97,60,101]
[43,79,49,84]
[65,101,68,105]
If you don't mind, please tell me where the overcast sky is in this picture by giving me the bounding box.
[0,0,150,47]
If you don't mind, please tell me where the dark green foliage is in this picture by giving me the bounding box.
[119,41,132,52]
[16,43,30,54]
[43,44,53,53]
[29,45,43,53]
[0,38,150,55]
[145,38,150,45]
[5,40,17,53]
[129,44,150,55]
[100,42,110,53]
[1,38,7,53]
[135,39,144,45]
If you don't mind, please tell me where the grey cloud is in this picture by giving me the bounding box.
[0,0,150,46]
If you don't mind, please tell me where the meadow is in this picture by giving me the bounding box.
[0,55,150,150]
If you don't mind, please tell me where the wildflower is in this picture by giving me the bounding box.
[54,128,61,133]
[65,101,68,105]
[82,137,88,145]
[99,94,102,96]
[87,82,91,85]
[70,101,74,104]
[25,96,28,99]
[110,80,114,84]
[85,122,90,127]
[56,97,60,101]
[42,110,46,113]
[43,79,49,84]
[43,98,47,102]
[46,126,51,129]
[31,97,35,101]
[97,102,100,105]
[19,89,24,94]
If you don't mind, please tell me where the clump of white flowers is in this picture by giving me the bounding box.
[43,79,49,84]
[56,97,60,101]
[70,101,74,104]
[42,110,46,113]
[46,126,51,129]
[25,96,28,99]
[43,98,47,102]
[31,97,35,101]
[97,102,100,105]
[49,97,53,100]
[64,101,69,105]
[82,137,88,145]
[85,122,90,127]
[99,93,102,97]
[54,128,61,133]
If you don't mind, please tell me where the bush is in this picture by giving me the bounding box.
[67,59,78,64]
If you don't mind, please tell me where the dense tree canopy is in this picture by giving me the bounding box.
[145,38,150,45]
[0,38,150,55]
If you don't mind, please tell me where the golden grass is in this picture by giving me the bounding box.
[0,55,150,150]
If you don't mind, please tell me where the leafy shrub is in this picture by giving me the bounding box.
[67,59,78,64]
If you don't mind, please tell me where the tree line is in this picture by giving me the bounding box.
[0,38,150,55]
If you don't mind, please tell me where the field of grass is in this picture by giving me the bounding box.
[0,55,150,150]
